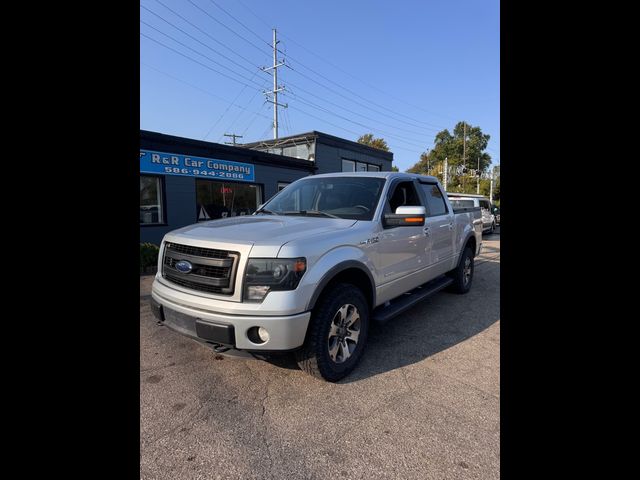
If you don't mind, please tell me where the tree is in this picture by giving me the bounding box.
[391,165,399,172]
[407,122,492,193]
[357,133,390,152]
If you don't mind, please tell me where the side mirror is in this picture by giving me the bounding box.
[384,206,426,227]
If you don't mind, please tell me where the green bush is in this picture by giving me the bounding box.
[140,243,160,272]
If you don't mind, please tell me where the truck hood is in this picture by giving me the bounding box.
[168,215,358,253]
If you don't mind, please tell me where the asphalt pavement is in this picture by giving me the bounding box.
[140,229,500,479]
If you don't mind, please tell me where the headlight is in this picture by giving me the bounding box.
[244,258,307,302]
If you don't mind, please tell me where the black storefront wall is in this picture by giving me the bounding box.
[140,131,316,246]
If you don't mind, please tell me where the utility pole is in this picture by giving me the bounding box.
[223,133,243,145]
[462,121,466,192]
[261,28,287,139]
[477,156,480,194]
[443,157,448,191]
[489,167,494,202]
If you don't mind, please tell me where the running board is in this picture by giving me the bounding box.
[372,275,454,324]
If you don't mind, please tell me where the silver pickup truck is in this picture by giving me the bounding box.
[150,172,482,381]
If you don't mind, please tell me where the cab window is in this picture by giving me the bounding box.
[386,181,423,213]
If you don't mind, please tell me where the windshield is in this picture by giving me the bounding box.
[259,176,386,220]
[449,199,475,208]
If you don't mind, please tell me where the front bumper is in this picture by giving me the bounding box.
[150,289,311,351]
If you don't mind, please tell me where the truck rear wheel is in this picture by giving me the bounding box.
[447,246,474,294]
[295,283,369,382]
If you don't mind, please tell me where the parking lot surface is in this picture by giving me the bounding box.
[140,230,500,479]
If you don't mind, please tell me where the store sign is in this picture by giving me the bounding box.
[140,149,255,182]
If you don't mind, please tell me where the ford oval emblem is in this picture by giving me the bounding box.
[175,260,193,274]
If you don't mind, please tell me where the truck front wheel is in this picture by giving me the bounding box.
[295,283,370,382]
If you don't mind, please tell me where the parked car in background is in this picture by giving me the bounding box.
[492,206,500,225]
[447,193,496,234]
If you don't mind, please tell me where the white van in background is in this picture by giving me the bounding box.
[447,193,496,234]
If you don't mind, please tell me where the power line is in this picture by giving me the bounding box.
[144,49,423,157]
[234,0,456,125]
[241,101,269,137]
[205,0,272,47]
[141,33,431,154]
[285,80,436,140]
[283,54,446,131]
[140,32,436,152]
[144,1,443,145]
[218,84,264,141]
[285,63,442,134]
[140,61,271,121]
[206,75,257,142]
[141,2,267,78]
[140,29,266,90]
[184,0,271,58]
[147,2,436,142]
[280,40,456,123]
[140,16,259,79]
[287,91,428,149]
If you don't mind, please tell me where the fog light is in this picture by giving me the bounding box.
[258,327,270,342]
[248,326,269,344]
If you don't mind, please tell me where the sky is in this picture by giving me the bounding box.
[140,0,500,172]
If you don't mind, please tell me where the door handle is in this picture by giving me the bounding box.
[423,226,431,236]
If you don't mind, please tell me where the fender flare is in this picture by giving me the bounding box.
[462,232,479,258]
[306,260,376,311]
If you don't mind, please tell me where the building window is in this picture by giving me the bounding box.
[277,182,290,192]
[343,159,381,173]
[140,175,164,225]
[342,159,355,172]
[196,179,262,221]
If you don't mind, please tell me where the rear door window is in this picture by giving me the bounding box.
[420,183,448,216]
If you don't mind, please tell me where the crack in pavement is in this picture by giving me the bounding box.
[261,381,274,480]
[143,401,208,449]
[244,361,275,480]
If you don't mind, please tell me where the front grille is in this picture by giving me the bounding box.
[162,242,239,295]
[163,273,226,295]
[164,257,229,278]
[166,243,229,259]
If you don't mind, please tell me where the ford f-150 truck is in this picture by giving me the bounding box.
[150,172,482,381]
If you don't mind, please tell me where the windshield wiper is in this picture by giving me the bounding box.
[298,210,340,219]
[254,207,276,215]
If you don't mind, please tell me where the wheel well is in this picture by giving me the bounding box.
[465,236,477,256]
[315,267,374,311]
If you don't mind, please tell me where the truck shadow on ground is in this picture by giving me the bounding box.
[265,260,500,384]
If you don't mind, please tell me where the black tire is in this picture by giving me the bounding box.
[447,246,474,294]
[295,283,370,382]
